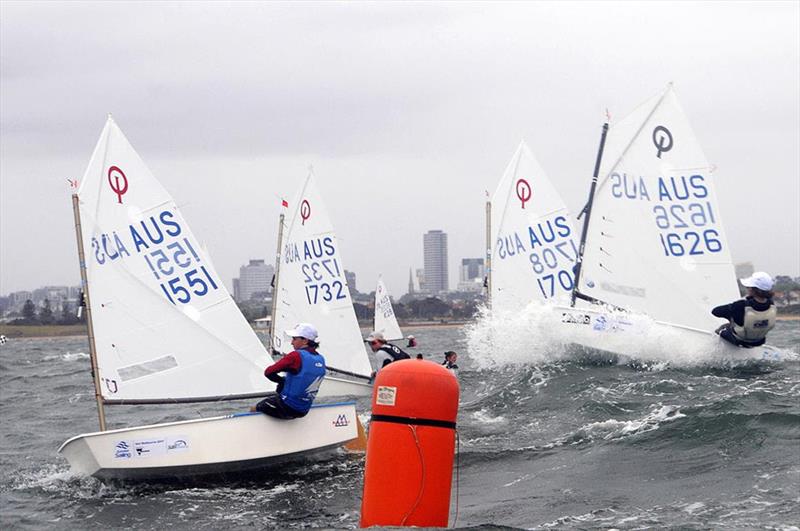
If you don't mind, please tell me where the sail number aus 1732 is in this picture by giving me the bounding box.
[302,258,347,304]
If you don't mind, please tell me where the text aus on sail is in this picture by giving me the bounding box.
[90,209,220,305]
[609,173,723,257]
[495,214,576,300]
[283,236,348,306]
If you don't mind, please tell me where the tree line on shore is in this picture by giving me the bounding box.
[237,296,480,323]
[9,299,85,326]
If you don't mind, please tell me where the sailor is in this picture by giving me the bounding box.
[442,351,459,374]
[712,272,777,348]
[406,335,418,348]
[366,331,411,370]
[251,323,326,419]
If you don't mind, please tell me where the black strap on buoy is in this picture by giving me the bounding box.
[371,414,456,430]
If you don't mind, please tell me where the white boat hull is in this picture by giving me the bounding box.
[317,375,372,398]
[58,402,359,481]
[554,306,786,364]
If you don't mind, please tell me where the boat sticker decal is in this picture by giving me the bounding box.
[332,414,350,427]
[114,440,132,459]
[561,312,591,325]
[167,436,190,453]
[133,438,167,458]
[376,386,397,406]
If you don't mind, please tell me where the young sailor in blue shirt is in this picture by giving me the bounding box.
[251,323,326,419]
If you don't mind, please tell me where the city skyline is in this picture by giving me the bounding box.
[2,3,798,299]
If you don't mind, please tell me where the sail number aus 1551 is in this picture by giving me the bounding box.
[141,237,220,304]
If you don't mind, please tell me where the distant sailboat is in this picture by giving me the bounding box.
[487,140,579,312]
[558,85,784,362]
[58,117,360,481]
[269,171,373,393]
[373,275,403,341]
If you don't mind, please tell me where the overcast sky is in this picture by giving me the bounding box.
[2,1,798,298]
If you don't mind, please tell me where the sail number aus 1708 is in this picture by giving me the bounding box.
[530,240,577,298]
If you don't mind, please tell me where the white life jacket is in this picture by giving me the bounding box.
[732,304,777,343]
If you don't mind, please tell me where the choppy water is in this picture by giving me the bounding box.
[1,319,799,530]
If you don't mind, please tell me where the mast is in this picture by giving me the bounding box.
[268,211,285,352]
[570,122,609,307]
[372,278,378,333]
[72,194,107,431]
[484,197,492,309]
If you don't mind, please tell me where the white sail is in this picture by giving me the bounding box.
[576,85,739,330]
[77,117,272,402]
[374,276,403,341]
[490,140,579,312]
[271,172,373,378]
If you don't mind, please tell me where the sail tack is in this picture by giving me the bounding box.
[374,276,403,341]
[271,173,373,378]
[77,117,272,402]
[490,141,579,312]
[576,86,739,330]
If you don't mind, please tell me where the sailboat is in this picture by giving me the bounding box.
[269,172,373,393]
[556,85,784,363]
[486,140,580,312]
[58,117,360,481]
[373,276,404,341]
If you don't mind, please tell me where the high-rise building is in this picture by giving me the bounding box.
[235,259,274,302]
[460,258,485,282]
[408,268,415,294]
[458,258,485,292]
[423,230,449,293]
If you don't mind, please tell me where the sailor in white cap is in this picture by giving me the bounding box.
[251,323,326,419]
[712,272,777,347]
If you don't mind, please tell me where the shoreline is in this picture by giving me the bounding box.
[2,315,797,339]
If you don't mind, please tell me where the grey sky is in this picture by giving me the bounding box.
[2,1,798,297]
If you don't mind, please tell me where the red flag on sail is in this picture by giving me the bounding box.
[281,199,289,208]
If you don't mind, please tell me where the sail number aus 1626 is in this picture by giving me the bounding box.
[652,201,723,256]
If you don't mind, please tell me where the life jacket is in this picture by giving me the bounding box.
[280,349,326,413]
[379,344,411,362]
[442,361,459,372]
[732,304,777,344]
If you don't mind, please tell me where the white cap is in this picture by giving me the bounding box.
[285,323,318,341]
[407,335,415,339]
[365,331,385,342]
[740,271,774,292]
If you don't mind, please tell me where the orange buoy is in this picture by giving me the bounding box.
[360,359,459,528]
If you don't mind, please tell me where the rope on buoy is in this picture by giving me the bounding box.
[400,424,426,525]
